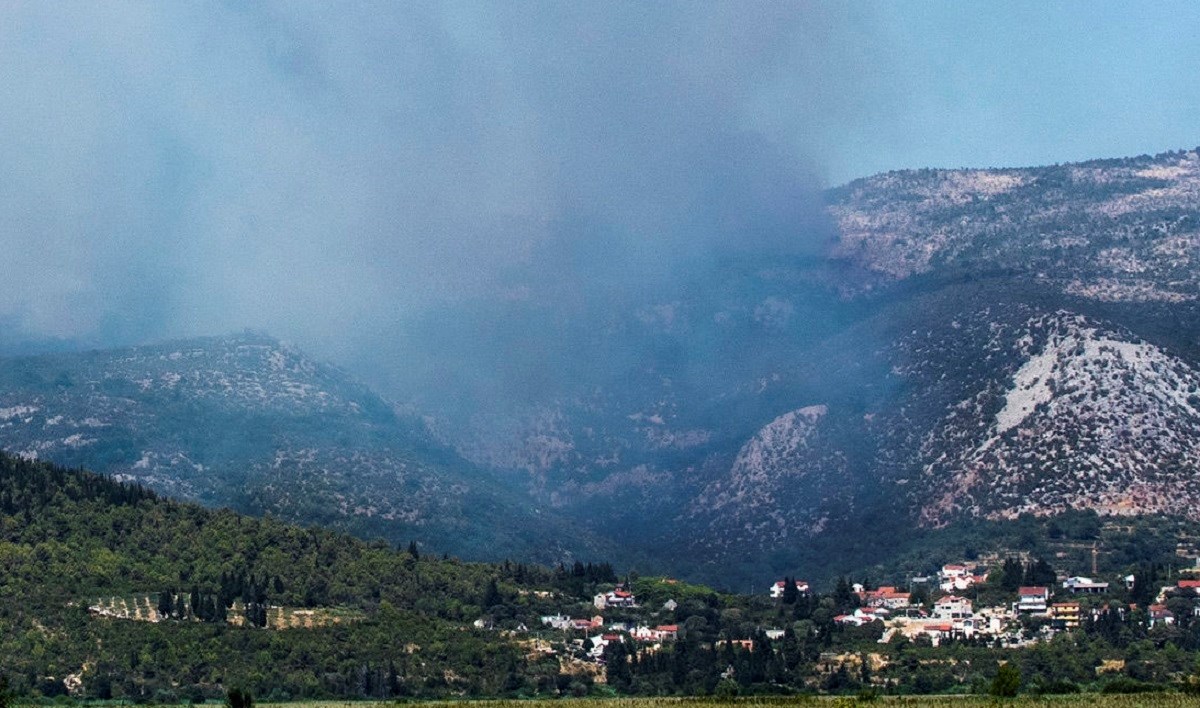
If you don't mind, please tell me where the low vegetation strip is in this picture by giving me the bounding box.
[248,696,1200,708]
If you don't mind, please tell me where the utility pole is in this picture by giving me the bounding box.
[1092,542,1099,577]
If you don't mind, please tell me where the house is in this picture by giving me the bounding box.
[1148,604,1175,628]
[933,595,972,620]
[595,588,637,609]
[1178,579,1200,595]
[853,607,889,622]
[861,586,913,609]
[937,564,987,593]
[540,614,571,630]
[715,639,754,651]
[1017,587,1050,613]
[770,579,810,598]
[1063,576,1109,594]
[654,624,679,640]
[662,599,678,612]
[764,628,785,640]
[1050,602,1082,629]
[921,623,956,646]
[834,614,869,627]
[587,635,610,658]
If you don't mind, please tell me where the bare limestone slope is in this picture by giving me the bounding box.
[914,312,1200,525]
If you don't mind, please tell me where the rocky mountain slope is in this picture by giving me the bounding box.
[396,147,1200,585]
[6,147,1200,587]
[0,332,613,563]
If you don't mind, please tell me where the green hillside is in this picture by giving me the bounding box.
[0,451,577,701]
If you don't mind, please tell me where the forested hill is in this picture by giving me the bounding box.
[5,451,1200,700]
[0,451,618,700]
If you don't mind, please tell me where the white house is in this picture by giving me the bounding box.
[594,588,637,609]
[770,579,811,598]
[1062,576,1109,594]
[540,614,571,630]
[933,596,973,620]
[1017,587,1050,613]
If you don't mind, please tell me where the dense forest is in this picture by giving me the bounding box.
[1,451,1199,701]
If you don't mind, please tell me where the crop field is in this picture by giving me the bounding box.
[249,695,1200,708]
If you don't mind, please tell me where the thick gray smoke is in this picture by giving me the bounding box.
[0,2,900,364]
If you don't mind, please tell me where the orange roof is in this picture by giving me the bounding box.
[1178,580,1200,588]
[655,624,678,632]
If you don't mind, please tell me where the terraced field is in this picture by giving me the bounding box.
[87,595,363,629]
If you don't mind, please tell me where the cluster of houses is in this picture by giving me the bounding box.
[771,562,1200,647]
[936,563,989,593]
[525,564,1200,665]
[1145,577,1200,627]
[536,585,683,662]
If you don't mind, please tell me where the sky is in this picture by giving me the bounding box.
[1,1,1198,367]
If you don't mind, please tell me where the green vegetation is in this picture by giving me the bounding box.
[990,663,1021,698]
[2,451,1200,702]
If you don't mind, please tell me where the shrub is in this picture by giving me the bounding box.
[989,662,1021,698]
[225,687,253,708]
[1032,679,1080,694]
[1101,677,1162,694]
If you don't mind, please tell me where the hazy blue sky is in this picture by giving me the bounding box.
[1,1,1197,359]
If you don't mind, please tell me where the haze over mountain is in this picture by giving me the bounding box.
[4,3,1200,587]
[3,2,1200,361]
[3,147,1200,588]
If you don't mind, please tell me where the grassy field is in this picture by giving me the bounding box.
[248,695,1200,708]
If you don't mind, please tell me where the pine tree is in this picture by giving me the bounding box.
[482,578,501,609]
[158,591,173,619]
[781,576,799,604]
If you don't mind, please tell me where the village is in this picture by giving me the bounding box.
[516,554,1200,670]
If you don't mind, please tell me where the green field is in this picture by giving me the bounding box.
[243,695,1200,708]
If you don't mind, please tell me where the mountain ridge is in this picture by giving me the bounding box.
[5,147,1200,587]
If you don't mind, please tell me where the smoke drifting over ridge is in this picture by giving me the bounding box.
[0,2,895,363]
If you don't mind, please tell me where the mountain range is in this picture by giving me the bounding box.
[4,147,1200,587]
